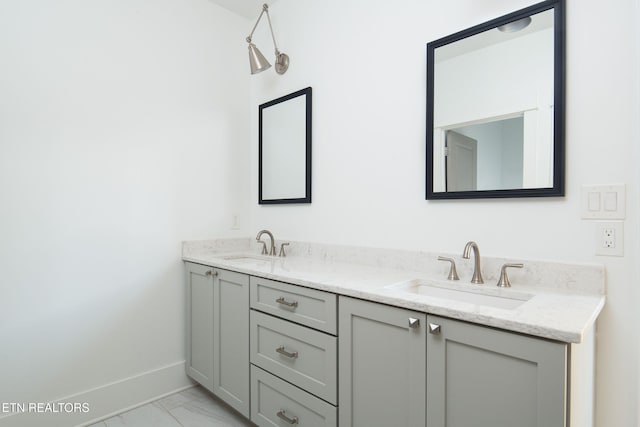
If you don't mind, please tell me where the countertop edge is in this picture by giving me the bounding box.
[182,255,605,344]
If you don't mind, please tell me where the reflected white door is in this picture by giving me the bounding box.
[446,130,477,191]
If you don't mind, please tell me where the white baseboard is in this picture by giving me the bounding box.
[0,361,195,427]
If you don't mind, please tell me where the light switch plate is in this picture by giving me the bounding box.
[581,184,626,219]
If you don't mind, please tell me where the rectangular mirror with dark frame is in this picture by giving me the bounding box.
[426,0,564,200]
[259,87,312,205]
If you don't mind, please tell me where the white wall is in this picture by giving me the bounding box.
[636,0,640,422]
[0,0,249,423]
[249,0,639,426]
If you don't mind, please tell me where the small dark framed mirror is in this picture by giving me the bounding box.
[259,87,312,204]
[426,0,565,199]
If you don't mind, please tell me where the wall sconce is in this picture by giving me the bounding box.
[246,4,289,75]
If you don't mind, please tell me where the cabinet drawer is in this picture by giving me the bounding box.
[250,276,337,334]
[250,310,337,404]
[251,365,337,427]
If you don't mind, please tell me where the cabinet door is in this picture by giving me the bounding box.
[213,269,250,417]
[426,315,567,427]
[339,297,427,427]
[185,262,215,392]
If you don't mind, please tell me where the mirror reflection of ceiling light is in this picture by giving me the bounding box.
[497,16,532,33]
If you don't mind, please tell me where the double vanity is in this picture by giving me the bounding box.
[189,1,591,425]
[182,236,605,427]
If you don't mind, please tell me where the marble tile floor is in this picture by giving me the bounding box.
[87,386,255,427]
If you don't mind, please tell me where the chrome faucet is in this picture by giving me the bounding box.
[463,241,484,284]
[256,230,276,256]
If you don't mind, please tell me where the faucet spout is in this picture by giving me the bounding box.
[463,241,484,284]
[256,230,276,256]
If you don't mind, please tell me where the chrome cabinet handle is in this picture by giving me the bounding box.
[276,346,298,359]
[276,297,298,308]
[277,410,299,425]
[408,317,420,328]
[428,323,441,335]
[205,270,218,277]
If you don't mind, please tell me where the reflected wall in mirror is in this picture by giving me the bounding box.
[426,0,564,199]
[259,87,312,204]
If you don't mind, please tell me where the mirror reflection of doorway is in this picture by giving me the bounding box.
[446,130,477,191]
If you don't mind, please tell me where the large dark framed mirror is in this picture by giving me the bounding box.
[259,87,312,204]
[426,0,565,200]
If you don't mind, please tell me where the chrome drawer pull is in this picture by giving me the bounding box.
[276,297,298,308]
[408,317,420,328]
[276,346,299,359]
[277,410,299,425]
[429,323,441,335]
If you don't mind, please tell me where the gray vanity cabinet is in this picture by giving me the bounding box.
[185,262,250,417]
[338,296,427,427]
[213,268,250,417]
[185,262,215,392]
[426,315,567,427]
[186,261,587,427]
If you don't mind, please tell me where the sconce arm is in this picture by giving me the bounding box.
[247,4,281,54]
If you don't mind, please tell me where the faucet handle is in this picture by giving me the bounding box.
[497,263,524,288]
[278,242,290,257]
[257,240,268,255]
[437,256,460,281]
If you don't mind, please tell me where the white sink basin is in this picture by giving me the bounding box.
[386,279,532,310]
[216,254,275,266]
[220,254,270,261]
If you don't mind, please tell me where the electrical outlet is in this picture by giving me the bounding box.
[231,214,240,230]
[595,221,624,256]
[603,227,615,248]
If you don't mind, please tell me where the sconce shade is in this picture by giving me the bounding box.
[248,43,271,74]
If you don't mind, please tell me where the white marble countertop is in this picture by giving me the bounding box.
[182,239,605,344]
